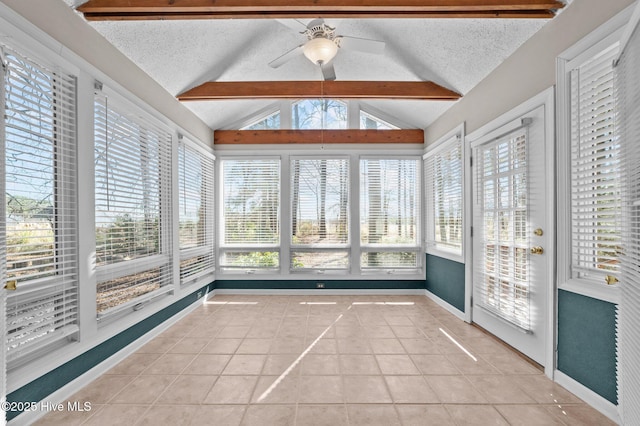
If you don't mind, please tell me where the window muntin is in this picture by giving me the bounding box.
[424,136,463,257]
[290,158,349,271]
[570,42,621,282]
[3,47,79,365]
[220,159,280,271]
[94,90,173,316]
[178,138,215,284]
[292,99,347,129]
[360,158,420,270]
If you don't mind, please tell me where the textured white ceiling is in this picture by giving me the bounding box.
[67,2,549,129]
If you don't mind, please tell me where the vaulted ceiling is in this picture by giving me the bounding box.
[66,1,565,130]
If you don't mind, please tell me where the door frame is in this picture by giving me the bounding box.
[465,87,556,377]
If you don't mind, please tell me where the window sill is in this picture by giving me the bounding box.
[558,279,621,304]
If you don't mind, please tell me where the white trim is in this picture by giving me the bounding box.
[8,295,208,426]
[554,370,621,424]
[615,0,640,65]
[424,290,466,321]
[212,288,426,296]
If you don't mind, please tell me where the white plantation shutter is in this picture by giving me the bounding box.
[94,89,173,316]
[178,138,215,284]
[570,42,622,282]
[616,9,640,425]
[2,47,79,365]
[1,49,7,411]
[221,159,280,271]
[424,136,463,257]
[290,158,349,271]
[360,158,420,270]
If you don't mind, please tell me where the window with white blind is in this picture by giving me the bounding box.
[360,158,421,271]
[290,158,349,272]
[94,88,173,317]
[569,41,621,286]
[424,135,463,259]
[2,46,79,366]
[178,137,215,285]
[220,159,280,272]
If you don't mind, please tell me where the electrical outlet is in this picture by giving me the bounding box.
[316,282,325,289]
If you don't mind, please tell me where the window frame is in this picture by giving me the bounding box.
[177,135,215,286]
[423,126,465,263]
[289,155,351,274]
[2,44,80,368]
[359,155,422,274]
[93,86,175,321]
[218,156,282,274]
[556,17,627,304]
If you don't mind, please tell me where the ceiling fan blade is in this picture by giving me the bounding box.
[321,62,336,81]
[337,36,385,55]
[268,45,304,68]
[275,19,308,32]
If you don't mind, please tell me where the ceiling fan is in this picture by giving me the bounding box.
[268,19,386,81]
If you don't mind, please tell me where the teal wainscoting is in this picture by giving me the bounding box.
[557,289,617,404]
[6,282,214,421]
[214,280,425,290]
[425,254,465,312]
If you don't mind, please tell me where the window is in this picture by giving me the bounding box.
[178,137,215,285]
[360,111,398,130]
[220,159,280,272]
[290,158,349,271]
[242,111,280,130]
[424,135,463,259]
[2,46,79,366]
[292,99,347,129]
[94,88,173,317]
[360,158,420,270]
[569,42,621,284]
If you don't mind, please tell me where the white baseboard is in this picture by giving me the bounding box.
[211,288,426,296]
[424,290,466,321]
[554,369,620,424]
[9,297,206,426]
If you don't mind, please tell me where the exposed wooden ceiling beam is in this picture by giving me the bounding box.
[214,129,425,144]
[78,0,564,21]
[178,81,461,101]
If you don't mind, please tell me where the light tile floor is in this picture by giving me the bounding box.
[36,295,614,425]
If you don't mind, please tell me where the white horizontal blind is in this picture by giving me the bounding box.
[570,43,622,282]
[360,158,420,269]
[616,15,640,426]
[290,158,349,271]
[94,90,173,315]
[1,48,7,407]
[424,137,463,255]
[221,159,280,270]
[2,47,79,364]
[475,130,531,330]
[178,139,215,284]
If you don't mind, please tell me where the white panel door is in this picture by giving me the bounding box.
[471,104,549,365]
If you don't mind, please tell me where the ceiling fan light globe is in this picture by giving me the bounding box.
[303,37,338,65]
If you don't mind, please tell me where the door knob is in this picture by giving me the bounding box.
[530,246,544,255]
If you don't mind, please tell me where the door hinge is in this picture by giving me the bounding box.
[470,156,473,167]
[470,226,473,237]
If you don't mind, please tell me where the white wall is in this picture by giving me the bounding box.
[0,0,213,145]
[425,0,635,144]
